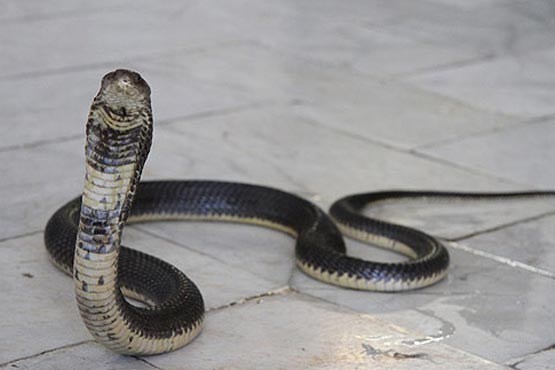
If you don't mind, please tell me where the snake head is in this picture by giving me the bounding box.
[96,69,151,117]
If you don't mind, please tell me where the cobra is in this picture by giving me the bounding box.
[44,69,552,355]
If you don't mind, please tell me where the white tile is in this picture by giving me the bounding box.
[509,348,555,370]
[407,48,555,118]
[0,235,90,364]
[359,195,555,240]
[137,43,516,149]
[373,0,555,58]
[290,247,555,363]
[456,213,555,274]
[135,222,295,285]
[124,227,282,309]
[0,103,519,241]
[0,3,244,79]
[419,119,555,188]
[0,52,264,150]
[0,41,514,151]
[148,293,505,370]
[2,343,154,370]
[0,229,280,364]
[0,0,130,22]
[159,106,516,203]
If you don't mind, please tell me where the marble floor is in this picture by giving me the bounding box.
[1,1,554,369]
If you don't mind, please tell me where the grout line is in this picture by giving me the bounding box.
[0,133,83,153]
[0,4,128,24]
[0,100,275,154]
[0,40,254,82]
[506,343,555,369]
[1,60,129,82]
[131,225,296,285]
[157,99,281,127]
[131,225,232,265]
[134,357,165,370]
[0,340,94,368]
[407,150,536,188]
[447,241,555,280]
[413,113,555,151]
[448,209,555,242]
[0,229,43,244]
[206,286,293,313]
[297,111,528,188]
[162,99,314,194]
[391,52,498,81]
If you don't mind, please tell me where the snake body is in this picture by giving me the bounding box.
[44,69,553,355]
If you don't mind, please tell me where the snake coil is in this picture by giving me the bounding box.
[44,69,552,355]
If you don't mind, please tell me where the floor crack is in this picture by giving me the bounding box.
[0,229,43,245]
[0,340,93,368]
[448,209,555,242]
[206,286,293,313]
[448,241,555,279]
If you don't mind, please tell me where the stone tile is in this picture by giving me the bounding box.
[0,125,301,241]
[0,1,249,79]
[290,246,555,363]
[372,0,555,59]
[0,229,279,364]
[0,50,264,150]
[0,138,85,239]
[124,227,283,309]
[426,0,504,9]
[135,222,295,285]
[161,106,517,201]
[0,234,89,364]
[419,119,555,188]
[0,40,514,151]
[147,293,505,370]
[0,100,524,242]
[510,348,555,370]
[245,14,486,77]
[1,343,154,370]
[359,195,555,240]
[348,38,484,78]
[459,213,555,274]
[0,0,129,22]
[137,43,515,149]
[0,0,406,79]
[406,48,555,118]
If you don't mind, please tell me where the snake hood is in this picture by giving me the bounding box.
[82,69,153,253]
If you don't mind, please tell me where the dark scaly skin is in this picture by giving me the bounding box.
[54,69,555,355]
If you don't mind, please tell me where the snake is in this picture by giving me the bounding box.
[44,69,554,356]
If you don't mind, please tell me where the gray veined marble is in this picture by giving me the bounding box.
[135,43,518,150]
[290,245,555,364]
[147,293,506,370]
[1,0,554,369]
[508,348,555,370]
[418,118,555,188]
[406,47,555,118]
[0,229,285,364]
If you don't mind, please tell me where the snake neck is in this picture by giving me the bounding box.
[73,97,154,353]
[78,103,152,254]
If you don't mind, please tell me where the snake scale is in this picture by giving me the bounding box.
[44,69,554,355]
